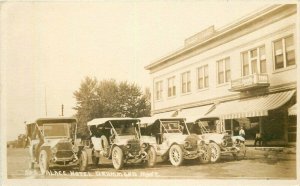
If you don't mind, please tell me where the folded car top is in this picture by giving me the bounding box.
[87,117,140,126]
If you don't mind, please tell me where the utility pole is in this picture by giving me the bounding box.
[61,104,64,116]
[45,87,48,116]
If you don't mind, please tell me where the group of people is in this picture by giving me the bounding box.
[238,126,265,146]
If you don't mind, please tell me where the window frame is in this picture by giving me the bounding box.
[241,45,267,76]
[181,71,191,94]
[217,57,230,85]
[154,80,163,101]
[197,64,209,90]
[167,76,176,98]
[272,34,295,71]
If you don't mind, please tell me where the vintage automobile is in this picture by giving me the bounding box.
[188,116,246,162]
[82,118,156,170]
[25,117,86,174]
[138,117,211,166]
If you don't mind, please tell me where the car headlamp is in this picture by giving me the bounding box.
[51,147,58,154]
[126,144,131,149]
[141,143,147,148]
[197,140,205,146]
[184,141,190,148]
[72,145,79,153]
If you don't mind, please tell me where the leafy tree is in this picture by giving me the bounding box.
[73,77,151,138]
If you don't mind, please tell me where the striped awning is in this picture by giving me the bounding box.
[288,104,297,116]
[206,90,295,119]
[177,105,214,123]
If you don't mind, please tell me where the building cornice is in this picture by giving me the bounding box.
[145,4,296,73]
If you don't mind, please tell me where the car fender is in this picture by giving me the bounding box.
[231,135,245,142]
[200,133,225,145]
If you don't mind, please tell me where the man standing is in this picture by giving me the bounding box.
[239,126,246,139]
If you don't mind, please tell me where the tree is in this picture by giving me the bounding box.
[73,77,151,138]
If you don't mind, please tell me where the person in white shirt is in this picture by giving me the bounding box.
[239,126,245,139]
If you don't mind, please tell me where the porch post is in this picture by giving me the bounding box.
[231,119,233,136]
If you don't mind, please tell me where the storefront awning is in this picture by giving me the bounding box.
[177,105,214,123]
[206,90,295,119]
[288,104,297,116]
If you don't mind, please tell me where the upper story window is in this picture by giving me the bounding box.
[155,80,163,101]
[181,71,191,94]
[167,76,176,97]
[197,65,209,89]
[273,35,295,70]
[217,58,230,84]
[241,45,266,76]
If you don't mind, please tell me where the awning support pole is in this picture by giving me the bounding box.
[230,119,233,136]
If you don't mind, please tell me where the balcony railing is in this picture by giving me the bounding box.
[230,74,270,92]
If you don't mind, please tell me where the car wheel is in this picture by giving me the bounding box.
[112,146,124,170]
[39,150,49,175]
[79,150,88,171]
[92,151,100,167]
[209,143,221,163]
[29,161,35,169]
[169,144,183,166]
[199,144,211,164]
[233,143,246,160]
[146,146,157,167]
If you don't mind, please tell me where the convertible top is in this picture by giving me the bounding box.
[138,116,186,126]
[35,117,77,126]
[87,117,140,126]
[185,115,220,123]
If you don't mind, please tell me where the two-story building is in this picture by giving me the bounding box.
[145,4,297,145]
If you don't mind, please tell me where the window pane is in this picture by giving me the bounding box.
[286,51,295,66]
[226,70,231,82]
[225,58,230,70]
[204,66,208,76]
[243,65,249,76]
[204,77,209,88]
[250,49,257,58]
[187,82,191,92]
[260,60,267,73]
[274,40,283,52]
[251,59,258,74]
[173,86,176,96]
[199,78,203,89]
[285,35,294,49]
[218,72,224,84]
[218,61,223,73]
[275,54,284,69]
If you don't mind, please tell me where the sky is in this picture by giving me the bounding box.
[1,1,273,141]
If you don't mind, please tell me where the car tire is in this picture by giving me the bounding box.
[112,146,124,170]
[92,151,100,167]
[199,144,211,164]
[169,144,183,166]
[79,150,88,171]
[39,150,49,175]
[209,143,221,163]
[146,146,157,167]
[29,161,35,169]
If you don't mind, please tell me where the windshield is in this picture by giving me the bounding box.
[43,123,70,138]
[161,120,183,133]
[111,121,139,136]
[198,120,217,133]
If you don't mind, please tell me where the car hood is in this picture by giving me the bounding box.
[200,133,225,144]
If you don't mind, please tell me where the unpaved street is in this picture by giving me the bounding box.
[7,148,296,179]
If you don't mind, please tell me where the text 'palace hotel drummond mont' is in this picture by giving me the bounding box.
[145,4,297,146]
